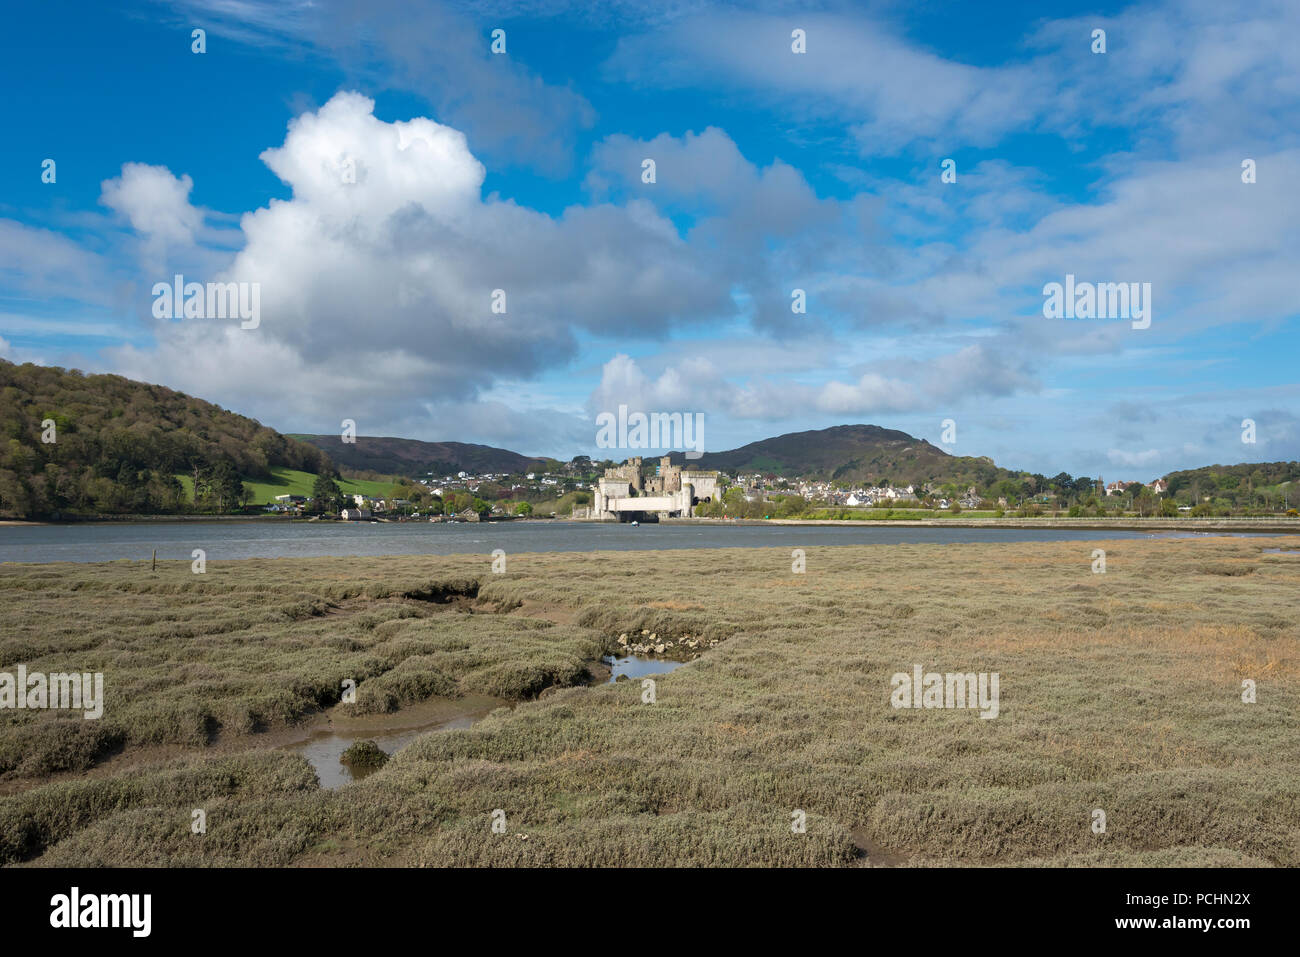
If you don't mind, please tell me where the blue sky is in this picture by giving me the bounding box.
[2,0,1297,480]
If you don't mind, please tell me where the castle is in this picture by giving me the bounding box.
[585,456,720,521]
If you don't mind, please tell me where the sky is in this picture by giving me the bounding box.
[1,0,1297,481]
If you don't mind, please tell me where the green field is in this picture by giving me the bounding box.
[175,467,396,506]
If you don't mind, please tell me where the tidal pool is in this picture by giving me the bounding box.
[286,695,507,789]
[603,654,689,683]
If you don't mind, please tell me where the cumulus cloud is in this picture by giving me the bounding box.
[16,1,1297,477]
[101,163,203,246]
[587,341,1038,431]
[587,126,883,333]
[111,93,730,429]
[588,352,720,416]
[815,374,917,415]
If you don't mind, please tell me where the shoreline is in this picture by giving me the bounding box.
[0,513,542,527]
[583,516,1300,534]
[5,514,1299,533]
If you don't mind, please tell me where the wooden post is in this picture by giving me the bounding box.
[151,549,156,572]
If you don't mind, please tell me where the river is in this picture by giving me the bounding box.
[0,519,1262,563]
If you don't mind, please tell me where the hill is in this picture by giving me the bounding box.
[1162,460,1299,509]
[669,424,1020,488]
[176,466,396,507]
[0,360,335,518]
[291,434,553,479]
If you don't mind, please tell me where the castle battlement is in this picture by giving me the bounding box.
[591,456,719,521]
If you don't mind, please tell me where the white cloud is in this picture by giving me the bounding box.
[0,219,113,305]
[100,163,203,247]
[109,93,731,426]
[605,1,1300,157]
[1107,448,1164,468]
[815,374,916,415]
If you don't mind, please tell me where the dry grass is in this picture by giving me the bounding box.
[2,536,1297,866]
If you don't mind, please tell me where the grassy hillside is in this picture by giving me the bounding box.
[0,361,335,518]
[176,467,396,506]
[292,434,553,478]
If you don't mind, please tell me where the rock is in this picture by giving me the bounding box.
[654,644,665,653]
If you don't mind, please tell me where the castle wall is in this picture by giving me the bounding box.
[591,458,720,519]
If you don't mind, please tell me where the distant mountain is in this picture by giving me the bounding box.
[0,360,334,518]
[291,434,553,478]
[668,424,1020,487]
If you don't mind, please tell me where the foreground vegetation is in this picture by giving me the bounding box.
[2,537,1297,866]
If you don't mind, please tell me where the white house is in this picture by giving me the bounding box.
[340,507,372,520]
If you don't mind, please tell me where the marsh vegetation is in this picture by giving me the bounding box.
[1,538,1296,866]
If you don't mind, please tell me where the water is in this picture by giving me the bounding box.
[286,695,506,789]
[0,519,1259,563]
[604,654,689,683]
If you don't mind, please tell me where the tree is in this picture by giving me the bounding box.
[444,491,472,514]
[311,473,344,515]
[995,479,1021,503]
[208,460,247,512]
[0,359,337,519]
[514,501,533,516]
